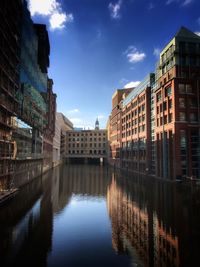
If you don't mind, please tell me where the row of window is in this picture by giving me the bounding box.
[122,104,146,122]
[68,143,106,148]
[156,87,172,102]
[179,97,197,108]
[157,114,173,126]
[179,112,198,122]
[68,150,106,155]
[122,125,146,137]
[68,137,106,142]
[122,138,146,148]
[157,99,172,114]
[180,130,199,177]
[122,116,146,130]
[68,132,106,137]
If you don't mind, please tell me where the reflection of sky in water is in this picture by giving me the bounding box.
[48,195,132,267]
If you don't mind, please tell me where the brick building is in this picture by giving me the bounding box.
[109,89,132,168]
[65,127,107,164]
[154,27,200,179]
[108,27,200,180]
[121,74,154,174]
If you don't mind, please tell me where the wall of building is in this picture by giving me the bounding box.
[65,129,107,163]
[0,0,57,190]
[108,27,200,181]
[0,0,22,191]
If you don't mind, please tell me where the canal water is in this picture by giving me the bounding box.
[0,165,200,267]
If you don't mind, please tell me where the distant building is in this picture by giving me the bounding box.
[53,113,73,166]
[121,74,154,174]
[65,121,107,164]
[109,88,132,168]
[95,118,100,130]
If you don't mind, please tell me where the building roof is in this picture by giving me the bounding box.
[175,26,200,40]
[122,73,155,107]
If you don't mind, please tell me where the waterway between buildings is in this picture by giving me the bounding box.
[0,164,200,267]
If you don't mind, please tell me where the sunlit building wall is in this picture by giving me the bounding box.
[108,27,200,180]
[109,89,132,168]
[154,27,200,179]
[121,74,154,174]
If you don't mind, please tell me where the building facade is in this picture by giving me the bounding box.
[121,74,154,174]
[53,113,73,166]
[42,79,57,172]
[154,27,200,179]
[0,0,22,190]
[108,27,200,180]
[65,128,107,164]
[109,89,132,168]
[0,0,57,190]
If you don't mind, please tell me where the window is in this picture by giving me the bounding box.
[179,84,185,94]
[186,84,192,93]
[163,101,167,111]
[180,130,186,148]
[157,91,162,102]
[179,112,186,121]
[190,113,198,122]
[142,104,145,111]
[165,86,172,97]
[189,98,197,107]
[168,99,172,109]
[179,83,192,94]
[179,98,185,108]
[169,113,172,123]
[164,115,167,124]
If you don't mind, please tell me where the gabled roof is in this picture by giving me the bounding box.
[175,26,200,40]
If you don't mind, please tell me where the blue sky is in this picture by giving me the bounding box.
[28,0,200,129]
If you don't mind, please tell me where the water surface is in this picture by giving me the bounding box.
[0,164,200,267]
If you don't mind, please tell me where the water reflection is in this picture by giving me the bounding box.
[0,165,200,266]
[108,171,200,267]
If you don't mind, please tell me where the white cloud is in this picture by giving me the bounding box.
[124,81,140,89]
[153,48,161,57]
[166,0,193,6]
[182,0,193,5]
[108,0,122,20]
[124,46,146,63]
[195,32,200,36]
[68,108,79,114]
[28,0,73,30]
[69,118,95,129]
[50,12,73,30]
[28,0,57,16]
[97,115,105,120]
